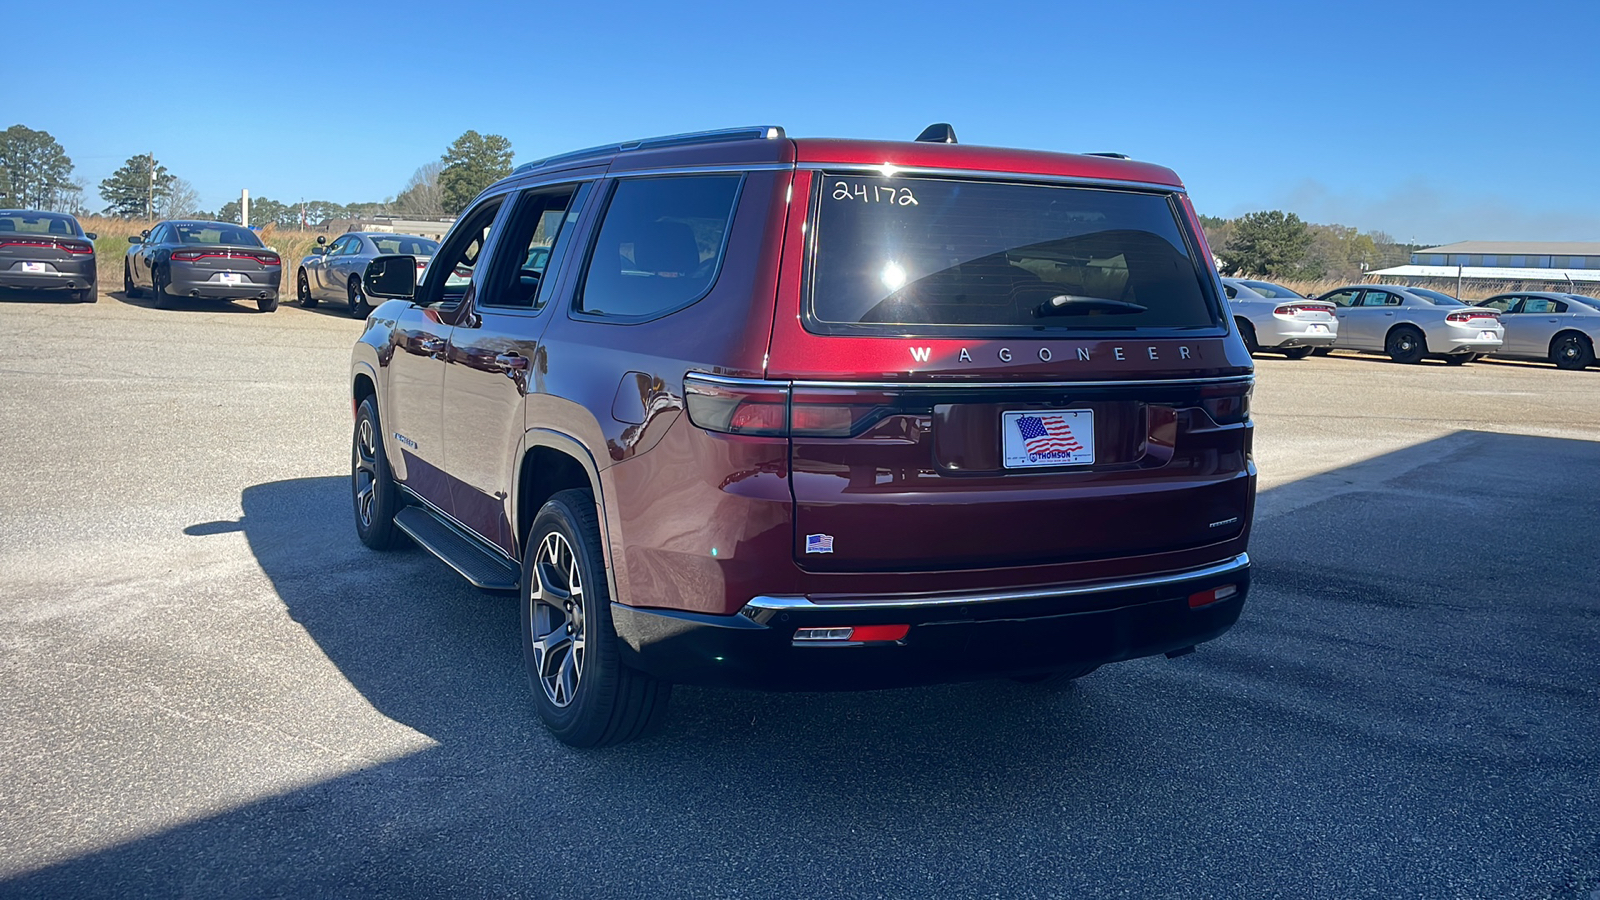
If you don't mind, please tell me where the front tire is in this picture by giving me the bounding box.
[1385,326,1426,364]
[523,489,671,747]
[297,270,318,308]
[348,276,371,318]
[352,397,404,550]
[124,262,143,298]
[1551,333,1595,370]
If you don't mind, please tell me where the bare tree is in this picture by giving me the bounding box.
[159,178,203,218]
[396,160,444,216]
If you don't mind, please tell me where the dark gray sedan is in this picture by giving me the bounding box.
[0,210,97,302]
[297,232,437,318]
[124,220,282,312]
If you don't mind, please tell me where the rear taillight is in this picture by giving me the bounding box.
[59,240,93,255]
[1198,381,1253,425]
[1447,310,1498,323]
[1274,304,1330,316]
[171,250,204,261]
[684,376,891,437]
[252,252,280,267]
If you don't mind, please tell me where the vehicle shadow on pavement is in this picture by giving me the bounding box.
[7,431,1600,898]
[108,291,263,314]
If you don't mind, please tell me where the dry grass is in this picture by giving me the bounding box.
[1259,276,1571,302]
[78,216,326,288]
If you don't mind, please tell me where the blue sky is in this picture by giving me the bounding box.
[6,0,1597,243]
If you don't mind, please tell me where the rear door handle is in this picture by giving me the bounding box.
[495,353,529,371]
[419,337,447,353]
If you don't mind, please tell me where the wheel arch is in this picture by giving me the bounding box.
[516,429,622,604]
[1549,328,1594,356]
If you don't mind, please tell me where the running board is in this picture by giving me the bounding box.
[393,505,520,592]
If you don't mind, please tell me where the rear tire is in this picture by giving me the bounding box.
[151,266,172,309]
[352,398,404,550]
[297,270,318,308]
[257,293,279,313]
[1311,348,1332,356]
[1281,346,1314,360]
[124,262,142,298]
[348,276,370,318]
[1385,326,1426,364]
[74,288,96,303]
[1444,353,1475,366]
[1551,333,1595,370]
[523,489,671,747]
[1236,318,1260,356]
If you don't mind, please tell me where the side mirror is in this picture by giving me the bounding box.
[365,255,417,301]
[309,246,326,256]
[84,232,97,240]
[316,235,327,246]
[128,236,143,244]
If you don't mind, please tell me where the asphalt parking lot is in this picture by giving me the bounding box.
[2,288,1597,899]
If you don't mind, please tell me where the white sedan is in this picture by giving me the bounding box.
[1314,284,1503,365]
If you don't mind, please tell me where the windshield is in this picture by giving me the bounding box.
[1407,287,1465,306]
[0,213,81,237]
[371,236,439,256]
[1239,280,1303,299]
[174,223,262,246]
[808,175,1218,335]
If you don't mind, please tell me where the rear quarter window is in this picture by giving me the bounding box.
[807,174,1219,336]
[576,174,742,320]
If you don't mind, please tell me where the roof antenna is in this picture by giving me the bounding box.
[915,123,958,144]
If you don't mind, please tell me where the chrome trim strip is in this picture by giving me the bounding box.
[742,553,1250,615]
[797,162,1186,194]
[606,162,794,179]
[685,372,1254,391]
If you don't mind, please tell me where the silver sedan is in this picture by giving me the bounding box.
[297,232,438,318]
[1221,278,1337,359]
[1314,284,1503,365]
[1474,291,1600,370]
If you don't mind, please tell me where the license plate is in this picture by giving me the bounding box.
[219,272,243,285]
[21,262,46,273]
[1478,330,1495,340]
[1002,409,1095,468]
[1308,323,1329,333]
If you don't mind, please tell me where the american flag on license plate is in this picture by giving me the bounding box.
[1015,414,1084,457]
[805,533,834,554]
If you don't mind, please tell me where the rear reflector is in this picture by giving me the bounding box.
[794,624,909,643]
[1188,584,1239,608]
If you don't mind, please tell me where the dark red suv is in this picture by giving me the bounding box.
[350,125,1255,746]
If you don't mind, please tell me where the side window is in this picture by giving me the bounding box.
[577,174,742,319]
[1359,291,1395,307]
[1523,297,1554,314]
[1480,295,1518,312]
[1222,284,1238,299]
[1325,289,1359,307]
[328,236,351,255]
[419,199,504,309]
[339,237,363,256]
[1551,300,1569,313]
[483,183,591,310]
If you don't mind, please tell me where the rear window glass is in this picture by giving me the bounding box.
[371,236,439,255]
[0,213,80,236]
[577,175,741,319]
[1566,294,1600,310]
[1239,280,1303,299]
[1407,288,1464,306]
[174,224,262,246]
[808,175,1217,335]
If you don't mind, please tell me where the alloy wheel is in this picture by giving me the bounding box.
[353,416,379,528]
[529,531,586,708]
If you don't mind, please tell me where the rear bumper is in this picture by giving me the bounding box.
[0,269,95,291]
[1260,319,1337,348]
[169,267,281,299]
[610,553,1250,689]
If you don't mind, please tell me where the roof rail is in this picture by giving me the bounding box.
[513,125,785,174]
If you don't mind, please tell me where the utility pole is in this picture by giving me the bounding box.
[145,152,154,219]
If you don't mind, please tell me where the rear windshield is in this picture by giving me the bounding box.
[175,224,262,246]
[0,213,80,236]
[372,236,439,255]
[1565,294,1600,311]
[1239,280,1303,299]
[1407,287,1464,306]
[807,175,1218,335]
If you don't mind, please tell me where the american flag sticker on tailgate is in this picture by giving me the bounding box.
[805,533,835,554]
[1001,410,1095,468]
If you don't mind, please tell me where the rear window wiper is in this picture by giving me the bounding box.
[1034,294,1148,317]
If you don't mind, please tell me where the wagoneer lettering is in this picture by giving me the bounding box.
[349,123,1255,747]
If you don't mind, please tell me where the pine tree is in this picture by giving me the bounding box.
[99,154,176,218]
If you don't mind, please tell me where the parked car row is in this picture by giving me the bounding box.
[1225,278,1599,370]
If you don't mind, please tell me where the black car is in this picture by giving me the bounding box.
[124,220,282,312]
[0,210,97,302]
